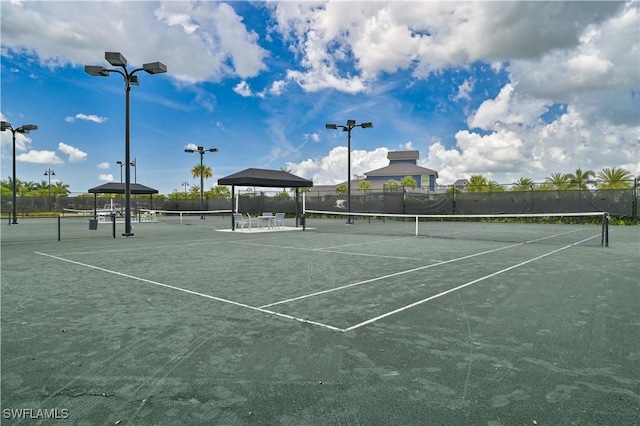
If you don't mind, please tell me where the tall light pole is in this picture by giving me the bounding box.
[325,119,373,223]
[44,168,55,211]
[1,121,38,224]
[182,181,190,195]
[185,146,218,219]
[116,161,124,183]
[85,52,167,237]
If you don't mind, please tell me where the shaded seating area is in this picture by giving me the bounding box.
[218,168,313,231]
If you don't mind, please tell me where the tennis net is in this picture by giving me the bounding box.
[302,210,610,247]
[141,209,232,225]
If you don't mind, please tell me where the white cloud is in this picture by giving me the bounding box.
[1,1,267,84]
[65,113,108,123]
[288,146,389,185]
[58,142,87,162]
[233,80,253,97]
[99,174,114,182]
[16,150,63,164]
[97,162,110,169]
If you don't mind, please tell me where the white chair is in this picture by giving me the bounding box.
[233,213,251,231]
[274,212,285,229]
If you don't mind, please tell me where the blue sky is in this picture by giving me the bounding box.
[1,1,638,195]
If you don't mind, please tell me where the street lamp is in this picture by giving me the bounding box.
[325,119,373,223]
[116,161,124,183]
[1,121,38,224]
[85,52,167,237]
[182,181,190,195]
[185,146,218,219]
[44,168,55,210]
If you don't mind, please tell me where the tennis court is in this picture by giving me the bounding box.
[1,215,639,425]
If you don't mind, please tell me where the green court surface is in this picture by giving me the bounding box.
[1,218,639,425]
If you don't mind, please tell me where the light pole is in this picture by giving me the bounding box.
[131,157,137,183]
[116,161,124,183]
[44,168,55,211]
[85,52,167,237]
[182,181,190,195]
[1,121,38,224]
[325,119,373,223]
[185,146,218,219]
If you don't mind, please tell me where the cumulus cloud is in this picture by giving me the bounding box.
[58,142,86,162]
[65,113,107,123]
[99,174,115,182]
[97,162,110,169]
[16,150,63,164]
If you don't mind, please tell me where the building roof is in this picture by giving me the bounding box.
[365,162,438,178]
[217,168,313,188]
[387,150,419,160]
[88,182,159,194]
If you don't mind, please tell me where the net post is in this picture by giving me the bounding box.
[58,216,61,241]
[415,215,418,236]
[605,213,609,247]
[112,213,116,238]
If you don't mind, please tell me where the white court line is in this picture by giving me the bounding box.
[344,234,601,331]
[34,251,344,332]
[259,242,525,308]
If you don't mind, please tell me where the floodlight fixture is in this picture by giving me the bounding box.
[143,62,168,74]
[325,124,338,130]
[1,121,11,131]
[105,51,127,67]
[129,75,140,85]
[84,65,109,77]
[361,122,374,128]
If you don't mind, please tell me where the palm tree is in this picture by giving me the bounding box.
[358,180,372,195]
[596,167,633,189]
[466,175,488,192]
[191,164,213,184]
[568,168,595,190]
[383,180,400,192]
[544,173,571,190]
[487,179,505,192]
[512,177,534,191]
[400,176,417,191]
[207,185,231,199]
[51,181,70,197]
[335,183,347,196]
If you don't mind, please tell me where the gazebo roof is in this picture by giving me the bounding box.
[88,182,159,195]
[218,168,313,188]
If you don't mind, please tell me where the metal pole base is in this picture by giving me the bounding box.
[121,232,135,237]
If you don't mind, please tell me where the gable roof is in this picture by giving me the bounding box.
[365,162,438,178]
[217,168,313,188]
[88,182,159,194]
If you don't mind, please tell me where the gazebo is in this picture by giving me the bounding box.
[218,168,313,229]
[87,182,159,216]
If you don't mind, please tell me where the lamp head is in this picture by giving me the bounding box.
[116,161,123,166]
[85,65,109,77]
[105,52,127,67]
[184,149,196,153]
[1,121,11,131]
[129,75,140,86]
[346,119,356,126]
[325,124,338,130]
[21,124,38,131]
[208,148,219,153]
[360,122,373,128]
[143,62,167,74]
